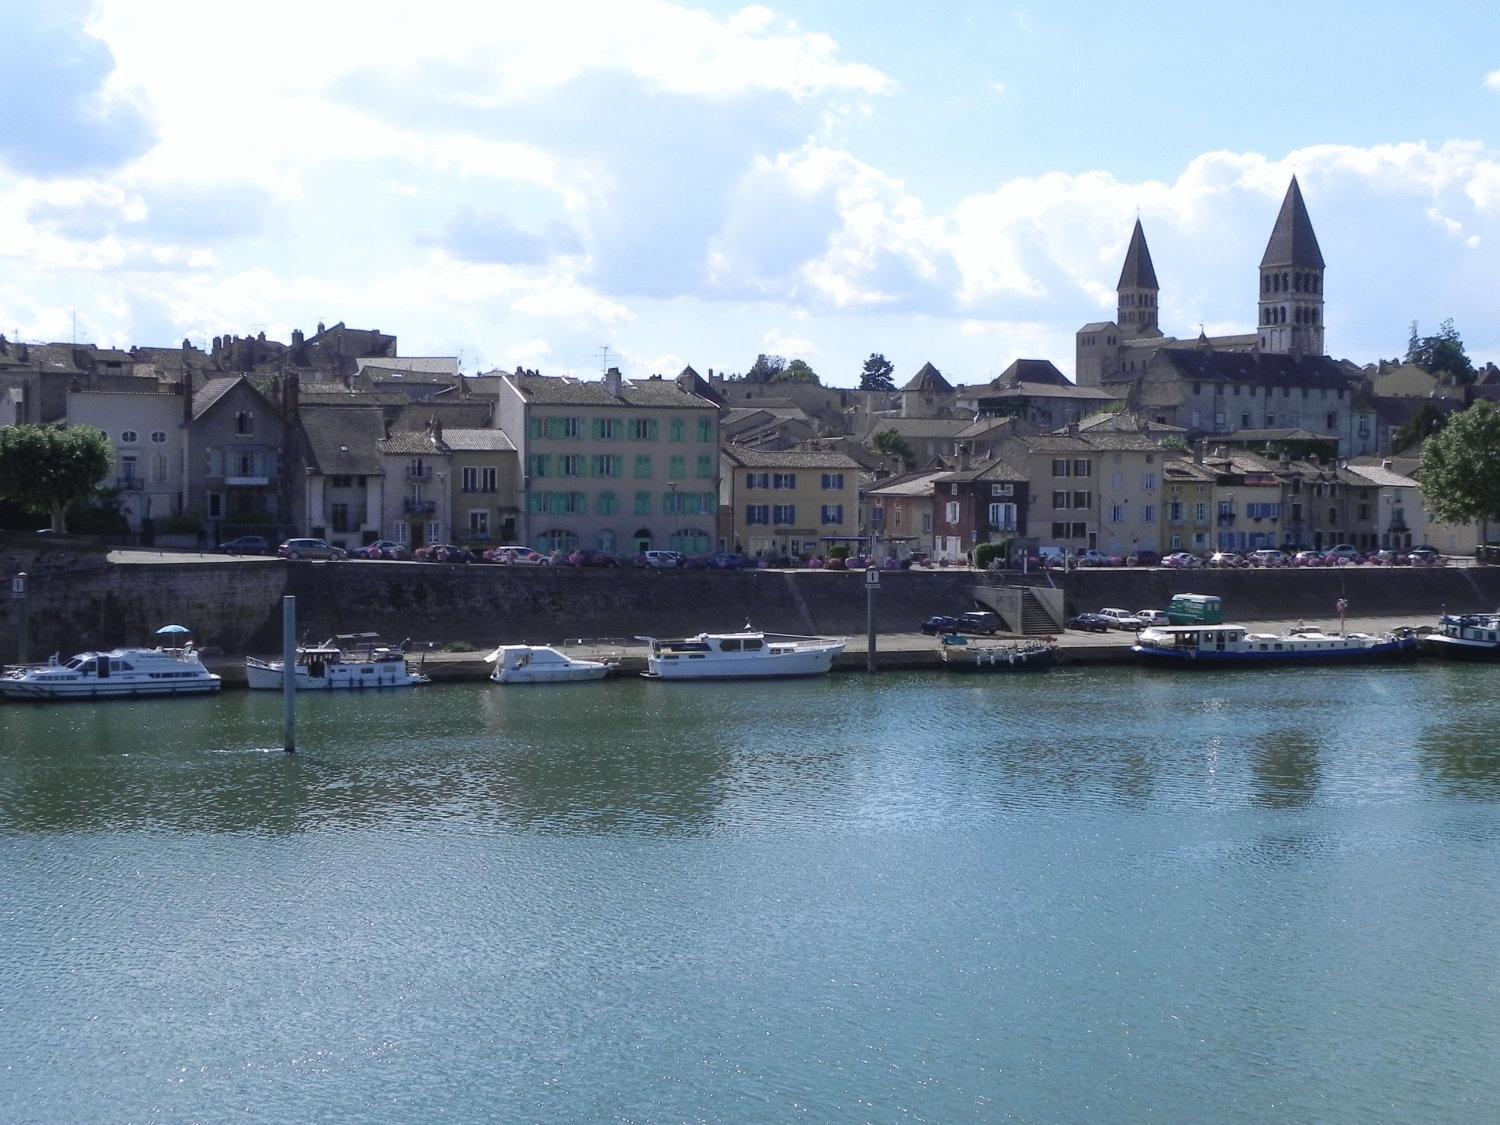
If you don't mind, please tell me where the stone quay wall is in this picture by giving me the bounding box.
[6,559,1500,663]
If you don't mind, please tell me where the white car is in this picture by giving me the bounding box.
[641,549,682,569]
[1097,607,1144,630]
[1134,609,1170,628]
[1162,552,1202,569]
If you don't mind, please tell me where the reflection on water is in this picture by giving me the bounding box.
[3,665,1500,1123]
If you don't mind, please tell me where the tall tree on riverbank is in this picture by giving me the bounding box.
[0,425,113,533]
[1418,401,1500,530]
[859,353,896,392]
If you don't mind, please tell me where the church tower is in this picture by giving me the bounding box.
[1116,219,1161,339]
[1258,177,1325,356]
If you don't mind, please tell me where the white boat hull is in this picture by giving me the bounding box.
[0,676,220,700]
[244,658,428,690]
[645,642,844,680]
[491,664,610,684]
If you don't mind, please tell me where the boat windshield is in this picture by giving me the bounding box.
[65,658,84,670]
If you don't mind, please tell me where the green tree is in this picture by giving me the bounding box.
[0,425,114,533]
[774,358,819,384]
[1405,318,1476,384]
[745,354,787,383]
[859,353,895,392]
[1417,401,1500,528]
[1391,401,1449,454]
[870,428,916,471]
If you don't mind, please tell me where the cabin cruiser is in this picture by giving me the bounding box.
[939,635,1057,672]
[1133,623,1418,666]
[1423,612,1500,660]
[245,634,429,690]
[485,644,617,684]
[0,644,221,700]
[639,627,846,680]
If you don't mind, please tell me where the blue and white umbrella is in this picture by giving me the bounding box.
[155,624,192,636]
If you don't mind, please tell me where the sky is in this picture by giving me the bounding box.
[1,0,1498,387]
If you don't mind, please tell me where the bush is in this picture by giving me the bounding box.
[828,545,850,561]
[440,640,476,652]
[972,542,1009,570]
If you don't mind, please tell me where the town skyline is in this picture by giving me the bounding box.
[3,1,1499,385]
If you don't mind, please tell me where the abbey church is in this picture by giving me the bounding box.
[1070,179,1365,454]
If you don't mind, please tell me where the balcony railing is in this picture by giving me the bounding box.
[404,498,437,514]
[406,466,433,480]
[1216,513,1236,526]
[115,477,143,491]
[224,475,270,487]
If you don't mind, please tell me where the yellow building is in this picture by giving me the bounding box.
[720,445,862,559]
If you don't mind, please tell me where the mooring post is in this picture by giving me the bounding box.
[282,595,296,753]
[12,572,28,666]
[865,566,879,673]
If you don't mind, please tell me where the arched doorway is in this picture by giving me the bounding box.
[633,527,652,555]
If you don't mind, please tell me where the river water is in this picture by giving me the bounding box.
[2,665,1498,1122]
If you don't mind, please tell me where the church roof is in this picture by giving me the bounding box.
[1260,177,1324,269]
[902,362,952,394]
[1116,219,1159,290]
[998,358,1069,387]
[1150,348,1351,390]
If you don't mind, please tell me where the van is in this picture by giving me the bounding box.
[1167,593,1223,625]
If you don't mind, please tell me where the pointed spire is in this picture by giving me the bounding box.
[1116,219,1159,290]
[1260,176,1324,269]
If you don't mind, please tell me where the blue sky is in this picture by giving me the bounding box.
[1,0,1497,386]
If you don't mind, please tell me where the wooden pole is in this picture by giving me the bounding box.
[282,595,296,753]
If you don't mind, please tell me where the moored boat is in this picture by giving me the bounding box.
[1133,623,1418,666]
[939,635,1057,672]
[485,644,617,684]
[1422,613,1500,660]
[245,633,429,690]
[640,627,846,680]
[0,639,221,701]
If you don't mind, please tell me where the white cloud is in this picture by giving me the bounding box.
[1484,69,1500,91]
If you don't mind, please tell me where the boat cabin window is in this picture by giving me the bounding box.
[66,658,84,670]
[79,659,98,674]
[743,638,764,651]
[720,639,742,652]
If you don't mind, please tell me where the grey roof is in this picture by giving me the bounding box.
[937,455,1028,483]
[442,427,516,452]
[999,358,1070,387]
[1343,463,1418,489]
[1145,348,1351,390]
[378,430,449,455]
[1075,410,1186,434]
[1219,428,1336,443]
[854,417,972,440]
[1078,321,1117,333]
[1260,177,1324,269]
[511,374,716,410]
[300,406,386,476]
[866,470,949,497]
[721,444,861,470]
[1116,218,1159,290]
[901,362,953,394]
[391,401,493,430]
[977,381,1117,401]
[1012,431,1163,453]
[192,376,244,419]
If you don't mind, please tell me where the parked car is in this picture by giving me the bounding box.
[1208,551,1249,569]
[219,535,269,556]
[1097,607,1144,630]
[1162,552,1201,569]
[639,549,682,569]
[1076,549,1118,567]
[1134,609,1170,628]
[707,552,747,570]
[277,538,345,560]
[1126,549,1162,567]
[1292,549,1326,567]
[565,549,621,567]
[921,614,963,636]
[1324,544,1363,564]
[487,545,549,565]
[1409,546,1446,566]
[1248,549,1291,568]
[956,611,1001,635]
[356,539,408,560]
[1066,613,1112,633]
[416,543,472,563]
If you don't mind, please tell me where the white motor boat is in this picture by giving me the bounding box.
[640,627,846,680]
[0,644,221,700]
[1133,623,1418,666]
[245,634,430,690]
[485,644,617,684]
[1423,612,1500,660]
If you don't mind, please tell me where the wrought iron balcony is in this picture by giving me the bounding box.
[115,477,143,491]
[404,498,437,514]
[406,465,433,479]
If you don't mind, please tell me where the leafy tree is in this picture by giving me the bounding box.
[745,354,787,383]
[0,425,114,533]
[859,353,896,392]
[775,358,819,385]
[1405,319,1476,384]
[1417,401,1500,528]
[870,428,916,471]
[1391,401,1448,454]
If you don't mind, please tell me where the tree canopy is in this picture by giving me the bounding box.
[870,428,916,471]
[859,353,895,392]
[744,354,787,383]
[778,359,819,385]
[1391,401,1449,455]
[1417,401,1500,528]
[0,425,114,533]
[1406,319,1476,385]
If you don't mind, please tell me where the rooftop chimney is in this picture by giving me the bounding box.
[604,366,623,397]
[1193,440,1205,464]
